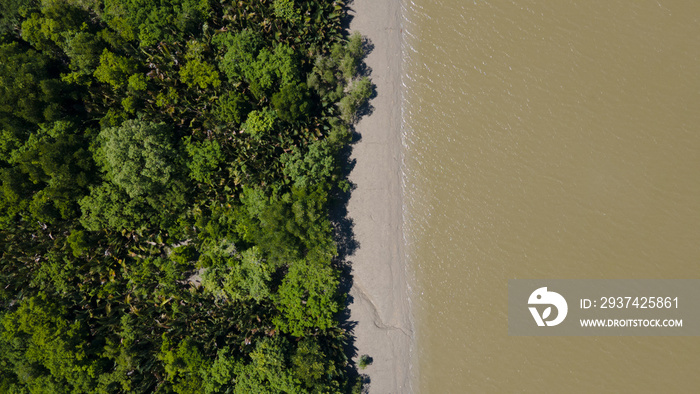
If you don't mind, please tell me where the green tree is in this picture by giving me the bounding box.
[272,82,311,123]
[307,32,366,103]
[215,91,250,125]
[233,185,335,265]
[337,32,364,80]
[79,182,148,231]
[0,0,33,38]
[274,256,341,337]
[180,59,221,89]
[201,246,273,303]
[215,29,262,81]
[0,167,34,228]
[338,77,372,123]
[93,49,137,89]
[96,119,178,198]
[79,177,188,231]
[128,73,148,92]
[201,347,237,394]
[218,31,298,98]
[66,229,89,257]
[102,0,212,47]
[185,137,224,185]
[1,121,94,225]
[292,338,340,390]
[159,337,210,394]
[0,295,107,393]
[232,336,297,394]
[273,0,301,25]
[62,31,105,75]
[243,109,277,140]
[281,139,336,188]
[0,42,56,124]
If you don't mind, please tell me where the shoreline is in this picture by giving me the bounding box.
[346,0,414,393]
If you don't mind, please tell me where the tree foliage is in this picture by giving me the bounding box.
[218,31,299,98]
[0,294,110,393]
[0,0,371,392]
[96,119,178,199]
[94,49,137,89]
[275,256,341,337]
[273,82,312,123]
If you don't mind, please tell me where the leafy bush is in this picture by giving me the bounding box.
[339,77,373,123]
[358,354,373,370]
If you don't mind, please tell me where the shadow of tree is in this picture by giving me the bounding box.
[331,2,383,392]
[330,0,386,393]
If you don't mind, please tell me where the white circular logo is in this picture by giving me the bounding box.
[528,287,568,326]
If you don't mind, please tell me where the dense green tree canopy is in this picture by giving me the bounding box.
[0,0,373,392]
[96,119,178,198]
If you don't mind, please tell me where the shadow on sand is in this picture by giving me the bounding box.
[329,2,379,392]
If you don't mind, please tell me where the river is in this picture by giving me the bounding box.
[402,1,700,392]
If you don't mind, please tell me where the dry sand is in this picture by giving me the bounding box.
[346,0,414,393]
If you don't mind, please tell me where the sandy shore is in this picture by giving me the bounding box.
[346,0,413,393]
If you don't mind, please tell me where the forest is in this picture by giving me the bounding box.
[0,0,372,392]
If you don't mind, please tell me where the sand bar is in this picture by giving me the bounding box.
[346,0,413,392]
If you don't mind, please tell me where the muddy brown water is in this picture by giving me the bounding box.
[402,1,700,392]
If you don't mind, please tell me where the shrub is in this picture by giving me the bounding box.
[358,354,373,370]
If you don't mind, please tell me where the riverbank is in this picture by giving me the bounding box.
[346,0,413,392]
